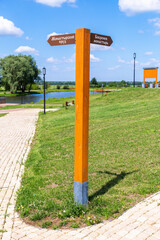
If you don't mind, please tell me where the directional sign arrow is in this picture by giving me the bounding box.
[48,33,76,46]
[47,32,113,47]
[90,33,113,46]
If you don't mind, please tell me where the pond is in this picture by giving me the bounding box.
[1,91,96,104]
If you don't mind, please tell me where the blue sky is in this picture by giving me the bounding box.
[1,0,160,82]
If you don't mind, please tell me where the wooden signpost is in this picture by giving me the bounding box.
[48,28,113,205]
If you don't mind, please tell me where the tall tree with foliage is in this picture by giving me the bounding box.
[0,55,40,93]
[90,77,98,86]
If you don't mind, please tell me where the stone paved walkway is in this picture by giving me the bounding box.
[0,109,160,240]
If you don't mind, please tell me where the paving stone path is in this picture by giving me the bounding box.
[0,109,160,240]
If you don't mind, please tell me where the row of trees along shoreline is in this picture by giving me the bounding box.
[0,54,143,94]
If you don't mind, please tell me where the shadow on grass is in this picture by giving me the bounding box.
[89,170,137,201]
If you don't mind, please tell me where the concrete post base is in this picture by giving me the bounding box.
[155,84,159,88]
[74,181,88,205]
[150,84,153,88]
[142,84,145,88]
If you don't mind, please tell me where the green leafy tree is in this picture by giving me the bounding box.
[0,55,19,93]
[0,55,40,93]
[45,82,50,90]
[17,55,41,93]
[63,85,69,89]
[91,77,98,86]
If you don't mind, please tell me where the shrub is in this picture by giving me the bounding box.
[63,85,69,89]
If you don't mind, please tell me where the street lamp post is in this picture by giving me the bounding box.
[133,53,136,88]
[102,84,104,96]
[21,84,23,104]
[42,67,46,114]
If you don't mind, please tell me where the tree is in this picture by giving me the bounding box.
[0,55,40,93]
[45,82,50,90]
[90,77,98,86]
[0,55,19,93]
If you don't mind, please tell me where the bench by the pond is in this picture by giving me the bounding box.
[0,98,6,104]
[65,100,75,107]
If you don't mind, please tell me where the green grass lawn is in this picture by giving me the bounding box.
[0,113,7,117]
[16,88,160,229]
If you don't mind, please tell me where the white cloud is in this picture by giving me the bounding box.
[15,46,39,55]
[46,54,75,64]
[118,56,125,63]
[118,56,139,65]
[149,17,160,27]
[140,57,160,67]
[121,47,126,51]
[0,16,23,36]
[35,0,76,7]
[145,51,153,55]
[141,61,151,66]
[90,54,101,62]
[63,53,75,63]
[148,18,160,35]
[47,53,100,65]
[90,44,113,51]
[25,36,32,40]
[119,0,160,15]
[108,65,120,71]
[155,30,160,35]
[64,67,75,72]
[46,57,60,63]
[138,30,144,34]
[52,65,59,71]
[150,58,158,62]
[47,32,63,40]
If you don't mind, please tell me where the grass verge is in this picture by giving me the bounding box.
[0,113,7,117]
[16,88,160,229]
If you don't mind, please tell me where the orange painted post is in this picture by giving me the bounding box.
[156,69,158,84]
[143,69,145,85]
[47,29,113,205]
[74,28,90,205]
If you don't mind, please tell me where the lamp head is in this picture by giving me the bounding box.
[133,53,136,59]
[42,67,46,75]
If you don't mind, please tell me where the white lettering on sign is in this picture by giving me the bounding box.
[93,40,109,45]
[95,35,108,41]
[51,35,75,41]
[59,40,67,44]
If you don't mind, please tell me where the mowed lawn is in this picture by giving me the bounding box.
[16,88,160,229]
[0,113,7,117]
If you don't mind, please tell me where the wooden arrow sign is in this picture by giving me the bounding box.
[90,33,113,46]
[48,32,113,47]
[48,33,76,46]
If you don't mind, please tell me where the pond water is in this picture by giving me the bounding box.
[1,91,96,104]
